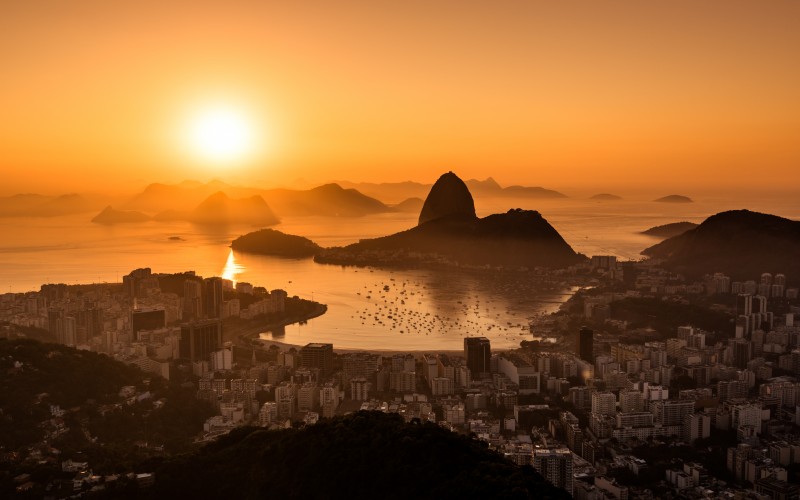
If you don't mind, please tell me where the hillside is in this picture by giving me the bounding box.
[148,411,571,499]
[590,193,622,201]
[231,228,322,257]
[189,192,280,226]
[640,221,698,238]
[642,209,800,280]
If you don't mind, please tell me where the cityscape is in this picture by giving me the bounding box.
[2,1,800,499]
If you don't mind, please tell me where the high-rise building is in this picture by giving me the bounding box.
[578,327,594,362]
[591,391,617,416]
[350,377,369,401]
[533,448,573,495]
[464,337,491,377]
[203,277,224,319]
[301,343,333,377]
[736,294,753,317]
[183,280,203,320]
[179,319,222,362]
[131,308,166,339]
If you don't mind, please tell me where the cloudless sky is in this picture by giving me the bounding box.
[1,0,798,195]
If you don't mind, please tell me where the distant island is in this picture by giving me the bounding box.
[654,194,693,203]
[590,193,622,201]
[392,197,424,213]
[231,228,322,257]
[640,221,698,238]
[315,172,584,269]
[641,209,800,279]
[90,206,151,224]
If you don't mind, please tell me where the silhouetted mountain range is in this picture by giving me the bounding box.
[0,193,97,217]
[336,178,566,204]
[186,192,279,226]
[654,194,693,203]
[124,180,390,218]
[642,209,800,280]
[640,221,698,238]
[315,172,583,268]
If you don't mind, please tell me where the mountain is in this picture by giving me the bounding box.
[419,171,476,225]
[231,229,321,257]
[654,194,693,203]
[392,197,425,213]
[640,221,698,238]
[590,193,622,201]
[642,210,800,280]
[0,193,96,217]
[263,183,390,217]
[91,206,151,224]
[149,411,570,499]
[337,178,567,204]
[317,172,583,269]
[189,192,280,226]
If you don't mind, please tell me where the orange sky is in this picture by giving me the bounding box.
[1,0,798,195]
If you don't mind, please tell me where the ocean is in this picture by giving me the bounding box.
[1,194,797,350]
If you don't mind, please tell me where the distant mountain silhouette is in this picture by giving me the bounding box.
[91,206,151,224]
[264,183,390,217]
[317,172,583,269]
[640,221,698,238]
[642,210,800,280]
[188,192,279,226]
[231,228,321,257]
[654,194,693,203]
[0,193,96,217]
[126,180,388,218]
[392,197,425,213]
[336,178,567,204]
[418,172,476,225]
[591,193,623,201]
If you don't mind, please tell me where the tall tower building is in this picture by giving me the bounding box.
[533,448,573,496]
[301,343,333,377]
[203,277,224,319]
[179,319,222,362]
[183,280,203,320]
[577,327,594,362]
[464,337,491,378]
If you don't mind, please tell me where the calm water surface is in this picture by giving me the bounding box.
[1,195,797,349]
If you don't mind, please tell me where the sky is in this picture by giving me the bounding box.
[1,0,799,195]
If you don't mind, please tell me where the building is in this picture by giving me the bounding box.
[577,327,594,363]
[350,377,369,401]
[131,308,166,339]
[203,277,224,319]
[179,319,222,362]
[592,391,617,416]
[464,337,491,378]
[301,343,333,377]
[533,448,573,496]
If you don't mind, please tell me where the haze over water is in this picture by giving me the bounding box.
[2,193,798,350]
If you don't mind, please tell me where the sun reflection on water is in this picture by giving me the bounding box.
[221,249,245,285]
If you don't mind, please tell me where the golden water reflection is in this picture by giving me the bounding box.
[221,249,245,285]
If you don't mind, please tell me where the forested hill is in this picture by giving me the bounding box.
[146,411,571,499]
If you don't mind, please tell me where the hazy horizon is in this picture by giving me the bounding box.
[2,1,799,195]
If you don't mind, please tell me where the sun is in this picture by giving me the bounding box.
[184,104,255,164]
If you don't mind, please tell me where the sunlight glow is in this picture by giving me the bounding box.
[185,105,255,164]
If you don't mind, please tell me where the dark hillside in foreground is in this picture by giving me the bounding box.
[147,411,570,499]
